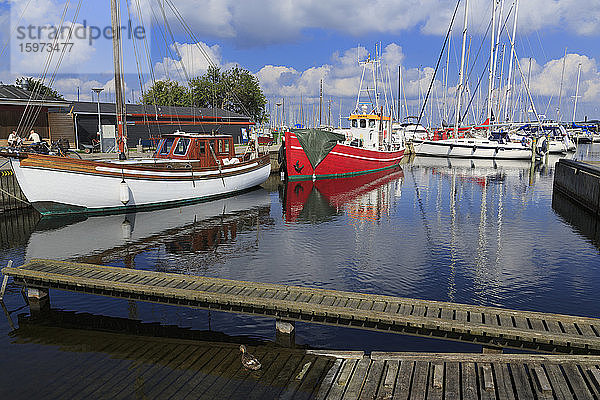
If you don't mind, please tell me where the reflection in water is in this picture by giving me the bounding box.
[283,167,404,224]
[23,188,272,273]
[552,190,600,251]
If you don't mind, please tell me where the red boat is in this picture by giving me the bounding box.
[281,52,405,181]
[283,124,404,181]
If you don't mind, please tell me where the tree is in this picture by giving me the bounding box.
[141,79,189,107]
[16,77,64,100]
[189,66,267,123]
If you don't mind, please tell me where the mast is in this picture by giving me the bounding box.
[503,0,519,122]
[572,63,582,123]
[487,0,498,129]
[110,0,127,160]
[556,47,567,123]
[454,0,468,137]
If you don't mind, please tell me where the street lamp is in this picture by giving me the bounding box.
[92,88,104,152]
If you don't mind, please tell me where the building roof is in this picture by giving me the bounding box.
[0,84,71,107]
[72,101,251,121]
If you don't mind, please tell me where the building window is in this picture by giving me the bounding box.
[360,119,366,128]
[352,119,358,128]
[369,119,376,128]
[173,138,190,155]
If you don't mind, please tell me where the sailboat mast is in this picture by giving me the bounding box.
[556,47,567,123]
[454,0,468,138]
[572,63,582,123]
[503,0,518,123]
[110,0,127,159]
[487,0,497,129]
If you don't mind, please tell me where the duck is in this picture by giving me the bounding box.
[240,345,261,371]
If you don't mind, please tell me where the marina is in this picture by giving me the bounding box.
[1,0,600,398]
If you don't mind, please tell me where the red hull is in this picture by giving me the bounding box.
[285,131,404,181]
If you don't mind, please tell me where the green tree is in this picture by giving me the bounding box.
[189,66,267,123]
[141,79,189,107]
[16,77,64,100]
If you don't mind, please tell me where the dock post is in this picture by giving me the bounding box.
[27,287,50,314]
[276,319,295,348]
[482,345,503,354]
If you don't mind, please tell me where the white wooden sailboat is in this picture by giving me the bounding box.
[1,1,270,216]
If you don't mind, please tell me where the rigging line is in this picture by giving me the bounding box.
[162,0,254,122]
[133,0,162,136]
[0,0,34,59]
[17,0,69,134]
[26,0,83,134]
[148,2,186,129]
[17,0,70,137]
[460,3,513,126]
[412,0,461,135]
[125,0,151,136]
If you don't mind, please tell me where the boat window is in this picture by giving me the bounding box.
[369,119,376,128]
[352,119,358,128]
[198,140,206,155]
[173,138,190,155]
[360,119,366,128]
[221,140,229,154]
[159,137,175,155]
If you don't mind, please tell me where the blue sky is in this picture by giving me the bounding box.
[1,0,600,125]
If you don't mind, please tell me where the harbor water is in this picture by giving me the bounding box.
[1,144,600,396]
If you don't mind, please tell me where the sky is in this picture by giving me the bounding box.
[1,0,600,126]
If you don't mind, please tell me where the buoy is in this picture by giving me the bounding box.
[120,180,130,205]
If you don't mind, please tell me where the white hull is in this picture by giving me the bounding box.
[10,157,271,215]
[412,138,532,159]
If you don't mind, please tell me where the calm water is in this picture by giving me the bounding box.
[1,145,600,394]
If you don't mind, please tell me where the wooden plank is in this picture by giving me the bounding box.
[278,355,317,400]
[480,364,495,400]
[392,360,414,400]
[342,357,371,400]
[509,363,535,400]
[456,310,467,322]
[513,316,529,330]
[576,322,597,338]
[560,321,581,337]
[184,348,240,400]
[493,363,516,400]
[428,364,443,400]
[561,364,592,400]
[462,362,478,400]
[498,314,514,329]
[210,347,270,400]
[325,359,357,400]
[375,360,398,400]
[314,358,343,400]
[372,301,386,312]
[296,357,332,400]
[445,362,460,400]
[255,352,304,399]
[528,318,546,333]
[441,308,454,321]
[227,349,281,400]
[540,364,571,399]
[397,304,413,316]
[359,359,384,400]
[469,311,483,324]
[409,361,428,400]
[246,351,293,400]
[588,367,600,397]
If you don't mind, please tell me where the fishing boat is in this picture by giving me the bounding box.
[2,132,270,215]
[282,48,405,181]
[1,1,270,216]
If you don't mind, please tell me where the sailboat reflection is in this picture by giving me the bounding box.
[25,189,272,266]
[283,167,405,224]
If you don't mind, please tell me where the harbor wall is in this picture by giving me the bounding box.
[553,159,600,216]
[0,167,30,212]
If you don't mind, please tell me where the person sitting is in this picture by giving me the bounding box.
[28,129,41,143]
[7,131,20,147]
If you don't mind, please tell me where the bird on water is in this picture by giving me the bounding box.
[240,345,261,370]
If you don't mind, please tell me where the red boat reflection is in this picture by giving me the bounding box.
[283,167,404,224]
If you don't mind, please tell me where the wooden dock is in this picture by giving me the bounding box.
[3,259,600,354]
[9,313,600,399]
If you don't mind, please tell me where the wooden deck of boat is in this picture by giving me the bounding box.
[4,259,600,354]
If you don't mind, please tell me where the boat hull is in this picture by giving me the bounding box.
[10,154,271,215]
[412,138,532,159]
[285,131,404,181]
